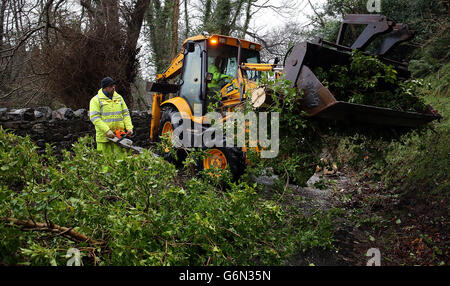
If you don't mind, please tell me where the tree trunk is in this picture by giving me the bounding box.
[170,0,179,60]
[203,0,212,29]
[0,0,7,48]
[184,0,189,38]
[146,0,173,74]
[214,0,231,35]
[4,217,105,246]
[241,0,252,38]
[122,0,151,106]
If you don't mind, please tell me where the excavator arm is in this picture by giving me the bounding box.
[149,51,185,141]
[156,52,184,82]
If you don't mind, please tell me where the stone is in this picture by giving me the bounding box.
[73,109,86,118]
[306,173,322,187]
[34,110,44,119]
[131,110,142,117]
[1,121,21,129]
[36,106,53,119]
[0,108,8,121]
[52,110,63,120]
[7,109,23,121]
[7,108,36,121]
[23,108,36,121]
[48,121,57,127]
[56,108,74,120]
[20,122,32,129]
[52,133,64,141]
[58,120,72,128]
[32,123,46,135]
[36,139,46,148]
[63,134,72,140]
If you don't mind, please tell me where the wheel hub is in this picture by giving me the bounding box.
[204,149,227,170]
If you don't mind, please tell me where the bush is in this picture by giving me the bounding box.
[315,51,428,112]
[382,128,449,197]
[0,128,333,266]
[240,73,324,186]
[328,62,449,200]
[383,63,449,197]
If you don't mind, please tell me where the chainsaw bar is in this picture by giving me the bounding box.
[107,136,159,157]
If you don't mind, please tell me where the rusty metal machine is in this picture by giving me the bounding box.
[283,14,440,127]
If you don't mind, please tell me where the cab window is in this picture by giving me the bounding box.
[207,43,261,82]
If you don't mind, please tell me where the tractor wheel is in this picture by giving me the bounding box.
[158,106,186,163]
[202,147,245,181]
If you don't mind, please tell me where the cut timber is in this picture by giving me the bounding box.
[3,217,105,246]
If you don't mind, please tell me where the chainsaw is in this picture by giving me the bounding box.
[107,129,145,154]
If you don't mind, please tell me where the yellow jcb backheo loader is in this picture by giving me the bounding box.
[148,14,440,178]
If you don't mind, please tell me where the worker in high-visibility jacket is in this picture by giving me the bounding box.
[207,56,232,91]
[89,77,133,159]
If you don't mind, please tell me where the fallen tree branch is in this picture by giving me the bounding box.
[2,217,105,246]
[277,166,290,203]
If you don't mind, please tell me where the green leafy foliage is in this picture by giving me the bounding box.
[383,128,449,197]
[242,72,323,186]
[315,51,428,112]
[382,63,450,197]
[0,127,333,266]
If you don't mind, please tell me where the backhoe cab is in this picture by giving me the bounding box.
[149,34,263,134]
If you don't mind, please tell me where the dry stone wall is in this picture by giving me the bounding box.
[0,107,151,154]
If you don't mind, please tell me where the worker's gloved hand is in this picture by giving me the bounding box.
[127,129,133,136]
[106,130,115,138]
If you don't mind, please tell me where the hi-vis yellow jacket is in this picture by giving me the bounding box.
[89,89,133,143]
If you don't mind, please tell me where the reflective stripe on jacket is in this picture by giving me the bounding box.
[89,89,133,143]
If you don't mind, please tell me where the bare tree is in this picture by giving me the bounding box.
[0,0,56,107]
[0,0,150,109]
[246,22,307,63]
[170,0,180,60]
[183,0,189,38]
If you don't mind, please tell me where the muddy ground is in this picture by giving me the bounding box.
[256,169,449,266]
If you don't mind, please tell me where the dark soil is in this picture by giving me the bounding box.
[264,167,449,266]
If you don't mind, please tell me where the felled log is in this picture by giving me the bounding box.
[2,217,105,246]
